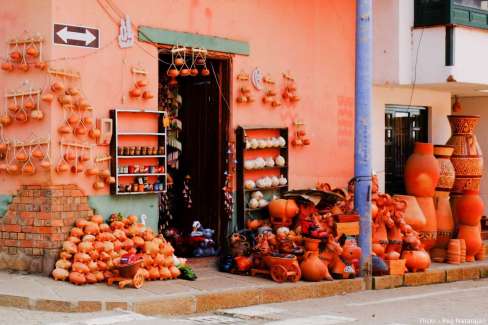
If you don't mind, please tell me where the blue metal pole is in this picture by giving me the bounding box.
[354,0,373,280]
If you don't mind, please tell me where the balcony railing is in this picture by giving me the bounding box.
[415,0,488,29]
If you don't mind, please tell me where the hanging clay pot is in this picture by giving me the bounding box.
[26,45,39,57]
[32,149,45,160]
[401,250,431,272]
[167,69,179,78]
[58,125,71,135]
[1,62,14,72]
[40,160,51,170]
[446,115,483,196]
[8,103,19,113]
[68,114,79,125]
[393,195,426,231]
[51,81,65,93]
[180,68,190,77]
[190,68,199,76]
[67,87,80,96]
[16,152,28,162]
[404,142,440,197]
[416,197,437,252]
[9,51,22,62]
[56,162,69,173]
[82,116,93,125]
[435,196,454,249]
[135,80,148,88]
[142,91,154,100]
[458,225,482,262]
[300,251,331,281]
[34,61,47,70]
[74,126,87,136]
[24,98,36,110]
[6,164,19,175]
[15,111,28,123]
[18,63,29,72]
[22,163,35,175]
[455,189,484,226]
[0,114,12,126]
[41,93,54,103]
[201,68,210,76]
[129,88,142,98]
[88,128,101,139]
[30,110,44,121]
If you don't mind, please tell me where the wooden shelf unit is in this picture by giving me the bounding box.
[236,126,289,229]
[110,108,167,195]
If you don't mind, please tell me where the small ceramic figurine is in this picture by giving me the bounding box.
[276,227,304,255]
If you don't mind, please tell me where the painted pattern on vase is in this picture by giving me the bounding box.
[433,145,455,195]
[416,197,437,252]
[446,115,483,196]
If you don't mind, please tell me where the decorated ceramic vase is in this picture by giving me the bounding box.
[416,197,437,252]
[433,145,456,196]
[446,115,483,196]
[404,142,440,197]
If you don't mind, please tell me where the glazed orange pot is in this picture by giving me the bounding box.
[416,197,437,251]
[446,115,483,196]
[458,225,482,262]
[435,196,454,248]
[455,190,484,227]
[393,195,426,231]
[300,251,330,281]
[404,142,440,197]
[401,250,431,273]
[433,145,456,196]
[268,199,299,228]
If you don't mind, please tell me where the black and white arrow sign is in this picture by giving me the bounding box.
[53,24,100,48]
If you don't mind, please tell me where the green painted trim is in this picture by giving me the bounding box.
[88,195,159,232]
[0,195,12,217]
[138,26,250,56]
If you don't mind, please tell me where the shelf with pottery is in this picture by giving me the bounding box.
[236,126,289,228]
[110,108,167,195]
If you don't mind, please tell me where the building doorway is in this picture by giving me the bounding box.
[385,105,428,194]
[158,52,231,251]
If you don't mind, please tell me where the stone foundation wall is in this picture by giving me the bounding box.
[0,185,93,274]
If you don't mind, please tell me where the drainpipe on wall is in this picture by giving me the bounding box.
[354,0,373,285]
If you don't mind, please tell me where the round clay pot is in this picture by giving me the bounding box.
[416,197,438,251]
[446,115,483,196]
[401,250,431,272]
[455,189,484,226]
[300,251,330,281]
[268,199,299,228]
[458,225,482,262]
[429,247,446,263]
[404,142,440,197]
[435,196,454,248]
[433,145,456,195]
[393,195,426,231]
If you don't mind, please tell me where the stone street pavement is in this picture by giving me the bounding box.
[2,278,487,325]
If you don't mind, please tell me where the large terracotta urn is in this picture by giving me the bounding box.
[433,145,456,196]
[300,251,331,281]
[416,197,437,251]
[393,195,426,231]
[435,196,455,249]
[404,142,440,197]
[455,189,484,227]
[446,115,483,196]
[458,225,482,262]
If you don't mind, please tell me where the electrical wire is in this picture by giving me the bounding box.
[409,28,424,107]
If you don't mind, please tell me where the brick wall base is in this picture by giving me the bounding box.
[0,185,93,275]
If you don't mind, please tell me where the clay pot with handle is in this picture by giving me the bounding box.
[300,251,332,281]
[401,250,431,273]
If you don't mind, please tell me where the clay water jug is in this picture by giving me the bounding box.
[433,145,456,196]
[401,250,431,273]
[455,190,484,227]
[404,142,440,197]
[446,115,483,196]
[393,195,426,231]
[435,196,454,248]
[416,197,437,251]
[458,225,482,262]
[300,251,330,281]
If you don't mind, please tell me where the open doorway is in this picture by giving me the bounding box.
[385,105,428,194]
[158,52,231,253]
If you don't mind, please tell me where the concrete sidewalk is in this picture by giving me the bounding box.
[0,258,486,316]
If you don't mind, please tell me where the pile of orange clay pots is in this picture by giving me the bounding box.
[52,214,183,285]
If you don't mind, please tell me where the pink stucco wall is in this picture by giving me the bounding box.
[0,0,356,195]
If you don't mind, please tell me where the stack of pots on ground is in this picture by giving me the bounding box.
[430,145,456,263]
[455,189,484,262]
[404,142,440,253]
[447,239,465,264]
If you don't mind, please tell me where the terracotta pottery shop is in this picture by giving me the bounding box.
[0,0,485,288]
